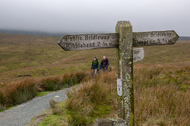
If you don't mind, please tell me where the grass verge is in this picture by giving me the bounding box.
[36,91,54,97]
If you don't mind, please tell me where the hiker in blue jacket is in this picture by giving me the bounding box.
[100,56,109,71]
[91,56,99,77]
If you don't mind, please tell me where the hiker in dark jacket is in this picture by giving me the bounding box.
[100,56,109,71]
[91,56,99,77]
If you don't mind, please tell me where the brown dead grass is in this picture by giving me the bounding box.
[0,71,88,109]
[64,71,118,125]
[0,78,37,106]
[1,33,190,125]
[135,85,190,125]
[55,64,190,126]
[27,64,190,126]
[133,64,190,126]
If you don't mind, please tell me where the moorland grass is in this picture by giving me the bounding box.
[134,65,190,125]
[32,64,190,126]
[1,33,190,125]
[0,71,89,110]
[1,32,189,83]
[65,71,118,125]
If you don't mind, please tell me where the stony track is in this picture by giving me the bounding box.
[0,87,71,126]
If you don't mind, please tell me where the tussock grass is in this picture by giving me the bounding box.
[134,65,190,125]
[36,64,190,126]
[49,99,63,115]
[38,72,86,91]
[134,64,190,89]
[39,71,118,126]
[0,104,6,111]
[0,71,88,108]
[135,85,190,125]
[49,99,57,109]
[0,79,37,106]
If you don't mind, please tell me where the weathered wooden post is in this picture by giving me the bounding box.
[115,21,134,125]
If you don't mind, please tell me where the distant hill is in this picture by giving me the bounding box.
[0,29,108,37]
[0,29,190,41]
[177,36,190,41]
[0,29,64,37]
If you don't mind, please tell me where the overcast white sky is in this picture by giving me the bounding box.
[0,0,190,36]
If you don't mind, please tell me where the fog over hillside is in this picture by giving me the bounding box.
[0,0,190,36]
[0,29,189,41]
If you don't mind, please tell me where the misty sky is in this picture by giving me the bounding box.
[0,0,190,36]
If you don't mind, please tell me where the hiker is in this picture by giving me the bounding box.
[91,56,99,77]
[100,56,109,71]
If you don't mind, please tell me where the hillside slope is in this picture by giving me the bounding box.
[0,33,190,125]
[0,33,190,83]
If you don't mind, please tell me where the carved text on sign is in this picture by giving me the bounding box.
[133,30,179,46]
[58,30,179,51]
[58,33,119,51]
[60,41,118,50]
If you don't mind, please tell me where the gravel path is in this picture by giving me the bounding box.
[0,87,72,126]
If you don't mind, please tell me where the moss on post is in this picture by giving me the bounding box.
[115,21,134,126]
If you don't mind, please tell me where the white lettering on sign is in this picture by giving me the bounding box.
[117,78,122,96]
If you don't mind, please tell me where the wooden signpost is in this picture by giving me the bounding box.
[58,31,178,51]
[133,30,179,47]
[58,33,119,51]
[58,33,145,61]
[58,21,179,126]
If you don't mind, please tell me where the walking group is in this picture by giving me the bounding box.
[91,56,109,77]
